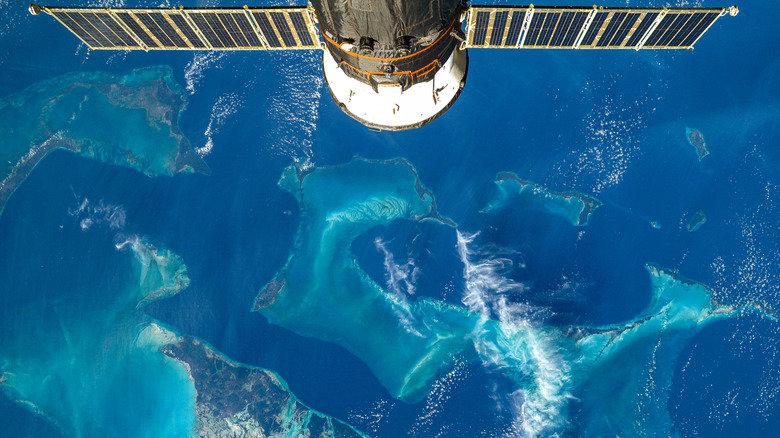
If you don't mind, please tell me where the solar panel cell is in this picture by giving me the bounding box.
[189,13,225,48]
[563,12,588,46]
[609,13,639,47]
[204,13,236,47]
[270,12,295,47]
[116,12,159,48]
[644,13,678,47]
[538,12,562,47]
[668,12,706,47]
[489,11,509,46]
[625,12,658,47]
[68,12,113,47]
[595,12,624,47]
[289,11,314,46]
[524,12,545,46]
[135,13,174,47]
[52,11,101,47]
[231,13,262,47]
[504,11,524,46]
[580,12,607,46]
[654,13,695,47]
[680,12,718,47]
[97,14,138,47]
[472,11,489,46]
[219,13,248,47]
[81,13,125,47]
[147,13,187,48]
[252,12,282,48]
[168,14,205,48]
[548,11,578,47]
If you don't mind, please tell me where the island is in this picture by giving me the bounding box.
[249,157,769,436]
[687,210,707,232]
[162,335,366,437]
[569,263,765,436]
[1,236,363,437]
[254,157,470,404]
[686,127,709,160]
[482,172,602,226]
[0,66,209,214]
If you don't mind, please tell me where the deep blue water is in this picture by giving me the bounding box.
[2,0,780,437]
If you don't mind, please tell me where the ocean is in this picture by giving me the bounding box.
[1,0,779,436]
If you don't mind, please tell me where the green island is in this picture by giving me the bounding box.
[686,127,709,160]
[687,210,707,232]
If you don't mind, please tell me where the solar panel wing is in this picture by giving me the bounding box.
[40,5,729,52]
[40,6,321,51]
[466,6,731,50]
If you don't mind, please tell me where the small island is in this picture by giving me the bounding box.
[687,211,707,232]
[483,172,603,226]
[649,221,662,229]
[0,66,209,214]
[686,127,709,160]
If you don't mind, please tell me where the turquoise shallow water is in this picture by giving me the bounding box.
[0,236,196,438]
[255,156,767,436]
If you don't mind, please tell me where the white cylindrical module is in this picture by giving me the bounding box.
[323,48,468,131]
